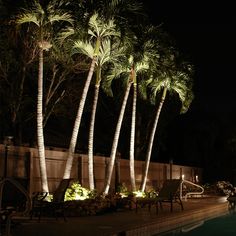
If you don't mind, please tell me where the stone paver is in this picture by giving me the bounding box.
[9,196,229,236]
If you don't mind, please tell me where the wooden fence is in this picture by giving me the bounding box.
[0,144,202,194]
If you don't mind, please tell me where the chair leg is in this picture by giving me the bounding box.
[135,201,138,213]
[155,201,159,214]
[159,202,163,211]
[170,200,173,212]
[62,208,67,222]
[38,208,42,222]
[5,214,12,236]
[148,202,151,212]
[178,196,184,211]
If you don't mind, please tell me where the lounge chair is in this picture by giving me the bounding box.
[30,178,71,221]
[0,178,31,236]
[155,179,184,213]
[135,179,184,213]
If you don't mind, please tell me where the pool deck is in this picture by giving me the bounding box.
[10,196,229,236]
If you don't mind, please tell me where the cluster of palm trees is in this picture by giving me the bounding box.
[1,0,194,194]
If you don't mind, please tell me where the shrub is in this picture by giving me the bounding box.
[116,182,130,198]
[216,181,235,196]
[65,181,91,201]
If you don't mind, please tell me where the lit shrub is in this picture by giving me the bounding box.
[216,181,235,196]
[133,190,146,198]
[65,181,91,201]
[146,188,158,198]
[116,182,130,198]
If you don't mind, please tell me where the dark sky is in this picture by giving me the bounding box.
[140,1,236,177]
[143,0,236,115]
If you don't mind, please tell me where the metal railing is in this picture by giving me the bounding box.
[180,179,204,200]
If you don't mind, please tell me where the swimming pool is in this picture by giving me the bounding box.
[157,212,236,235]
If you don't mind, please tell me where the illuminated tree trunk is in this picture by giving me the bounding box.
[140,87,167,192]
[130,81,137,192]
[88,82,100,190]
[37,48,49,193]
[63,57,97,179]
[104,82,132,194]
[15,0,74,192]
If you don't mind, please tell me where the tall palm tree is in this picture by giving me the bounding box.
[15,0,73,192]
[63,13,120,179]
[87,39,124,190]
[102,33,154,194]
[140,59,194,192]
[82,0,147,192]
[129,32,160,192]
[104,27,160,194]
[103,65,132,194]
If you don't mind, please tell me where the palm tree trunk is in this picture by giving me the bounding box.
[140,87,167,192]
[104,82,132,194]
[37,49,49,192]
[130,82,137,191]
[63,56,97,179]
[88,83,100,190]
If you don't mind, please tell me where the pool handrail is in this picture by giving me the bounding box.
[180,179,204,201]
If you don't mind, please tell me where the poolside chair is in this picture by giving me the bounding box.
[0,178,31,236]
[135,179,183,214]
[30,178,72,221]
[155,179,184,213]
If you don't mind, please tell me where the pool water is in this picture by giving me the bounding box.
[158,213,236,236]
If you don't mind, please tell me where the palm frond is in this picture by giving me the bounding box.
[181,90,194,114]
[98,40,112,65]
[56,26,75,43]
[48,13,74,25]
[16,13,40,26]
[88,13,100,37]
[72,40,94,59]
[88,13,120,39]
[135,61,149,73]
[101,74,114,97]
[138,79,149,100]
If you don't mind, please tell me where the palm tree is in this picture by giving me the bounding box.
[105,26,160,194]
[102,33,154,194]
[63,13,120,179]
[140,57,194,192]
[129,32,160,192]
[82,0,147,192]
[15,0,73,192]
[103,64,132,194]
[87,39,125,190]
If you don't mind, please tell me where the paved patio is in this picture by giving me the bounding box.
[9,196,229,236]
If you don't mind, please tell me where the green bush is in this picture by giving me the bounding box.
[65,181,91,201]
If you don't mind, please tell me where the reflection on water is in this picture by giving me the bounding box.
[181,221,204,233]
[156,212,236,236]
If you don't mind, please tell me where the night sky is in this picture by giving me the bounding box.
[141,1,236,181]
[143,1,236,115]
[139,1,236,131]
